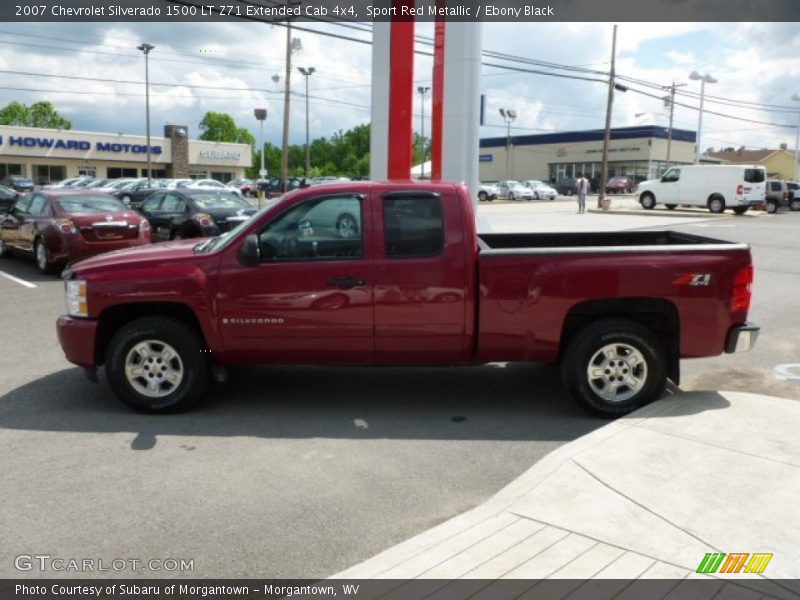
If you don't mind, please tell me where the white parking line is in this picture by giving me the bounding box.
[0,270,37,288]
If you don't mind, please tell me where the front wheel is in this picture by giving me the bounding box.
[561,319,667,418]
[733,206,749,215]
[665,204,677,210]
[790,199,800,211]
[640,193,656,210]
[478,191,488,202]
[509,192,516,201]
[766,200,778,214]
[105,317,209,413]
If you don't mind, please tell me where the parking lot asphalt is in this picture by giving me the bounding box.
[1,198,798,579]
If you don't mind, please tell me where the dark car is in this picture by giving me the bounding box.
[0,190,150,273]
[0,184,20,213]
[783,181,800,211]
[138,189,256,242]
[554,178,576,195]
[111,179,165,209]
[606,176,634,194]
[256,177,307,198]
[2,175,35,193]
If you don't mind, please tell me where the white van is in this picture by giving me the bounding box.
[637,165,766,214]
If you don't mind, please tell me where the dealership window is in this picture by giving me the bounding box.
[33,165,66,185]
[140,168,166,178]
[211,172,233,183]
[0,163,24,178]
[107,167,138,178]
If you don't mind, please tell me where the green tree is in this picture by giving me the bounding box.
[0,101,71,129]
[198,112,255,145]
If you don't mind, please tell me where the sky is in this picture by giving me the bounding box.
[0,21,798,153]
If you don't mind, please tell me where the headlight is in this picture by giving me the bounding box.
[66,280,88,317]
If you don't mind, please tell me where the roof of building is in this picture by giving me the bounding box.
[707,149,782,164]
[479,125,696,149]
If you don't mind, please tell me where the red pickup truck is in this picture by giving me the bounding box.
[56,181,758,417]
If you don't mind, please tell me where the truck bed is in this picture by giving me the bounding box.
[478,231,747,253]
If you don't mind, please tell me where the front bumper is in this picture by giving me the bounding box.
[56,315,98,368]
[725,322,760,353]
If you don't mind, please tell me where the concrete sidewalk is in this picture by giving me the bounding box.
[332,391,800,598]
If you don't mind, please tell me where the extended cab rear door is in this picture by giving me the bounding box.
[216,191,374,362]
[372,190,471,363]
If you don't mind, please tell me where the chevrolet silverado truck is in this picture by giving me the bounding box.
[56,181,759,417]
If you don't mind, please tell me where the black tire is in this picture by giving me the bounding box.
[561,319,667,418]
[34,238,56,274]
[665,204,677,210]
[766,200,778,214]
[640,193,656,210]
[708,195,726,214]
[733,206,749,215]
[478,191,488,202]
[0,237,11,258]
[105,317,209,413]
[534,192,540,200]
[509,192,516,201]
[790,199,800,211]
[336,213,359,239]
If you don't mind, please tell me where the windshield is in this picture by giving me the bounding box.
[55,196,128,214]
[190,192,250,210]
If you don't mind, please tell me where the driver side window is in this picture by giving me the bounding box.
[661,168,681,183]
[257,195,363,262]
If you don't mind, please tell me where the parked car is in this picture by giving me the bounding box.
[111,179,166,209]
[0,190,150,273]
[521,180,557,200]
[257,177,306,198]
[0,184,19,213]
[229,179,255,196]
[496,180,534,201]
[138,189,256,242]
[786,181,800,211]
[637,165,766,214]
[2,175,35,193]
[606,176,634,194]
[554,178,576,196]
[56,182,758,417]
[477,182,499,202]
[764,179,791,213]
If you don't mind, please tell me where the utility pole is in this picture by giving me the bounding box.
[665,81,687,168]
[599,25,617,209]
[136,43,154,186]
[417,86,429,178]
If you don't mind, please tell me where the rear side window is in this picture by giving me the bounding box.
[384,196,444,258]
[745,169,765,183]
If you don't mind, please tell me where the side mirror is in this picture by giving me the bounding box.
[238,234,260,267]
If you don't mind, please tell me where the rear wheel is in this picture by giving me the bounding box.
[478,191,488,202]
[790,199,800,211]
[105,317,209,413]
[733,206,749,215]
[561,319,667,418]
[766,200,778,214]
[708,195,726,213]
[509,192,516,201]
[640,193,656,209]
[665,204,677,210]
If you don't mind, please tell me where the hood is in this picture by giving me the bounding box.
[69,238,206,275]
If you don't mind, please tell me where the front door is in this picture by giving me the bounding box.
[217,192,374,363]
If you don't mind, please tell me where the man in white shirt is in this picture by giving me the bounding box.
[575,173,589,214]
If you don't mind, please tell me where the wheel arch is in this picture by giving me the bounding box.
[559,297,680,384]
[95,302,209,366]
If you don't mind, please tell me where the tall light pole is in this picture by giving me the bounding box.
[254,108,267,205]
[417,86,429,178]
[136,43,154,185]
[298,66,316,178]
[792,94,800,181]
[689,71,717,164]
[498,108,517,178]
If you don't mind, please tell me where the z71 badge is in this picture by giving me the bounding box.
[673,273,712,286]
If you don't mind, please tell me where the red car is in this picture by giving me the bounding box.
[0,190,150,274]
[605,176,634,194]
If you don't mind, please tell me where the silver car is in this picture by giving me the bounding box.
[521,180,557,201]
[496,180,534,201]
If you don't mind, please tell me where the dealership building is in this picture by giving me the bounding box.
[478,125,697,184]
[0,124,252,184]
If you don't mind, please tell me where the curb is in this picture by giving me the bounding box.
[587,208,766,219]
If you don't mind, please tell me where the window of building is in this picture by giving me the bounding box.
[33,165,66,185]
[384,195,444,258]
[211,172,233,183]
[140,168,166,178]
[0,163,24,178]
[108,168,139,178]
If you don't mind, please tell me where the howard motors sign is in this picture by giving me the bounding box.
[0,134,163,155]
